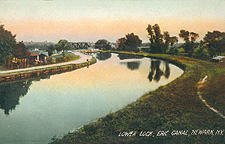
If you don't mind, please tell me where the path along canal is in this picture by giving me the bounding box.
[0,53,183,143]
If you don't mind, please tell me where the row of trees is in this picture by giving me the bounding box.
[0,24,73,69]
[1,23,224,68]
[117,24,225,60]
[146,24,179,54]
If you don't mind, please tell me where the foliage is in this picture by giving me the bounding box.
[193,47,210,60]
[95,39,111,50]
[147,24,178,54]
[0,24,16,64]
[46,44,55,56]
[203,31,225,57]
[146,24,164,53]
[56,39,69,58]
[117,33,142,52]
[13,41,30,59]
[179,30,199,57]
[170,36,178,47]
[168,46,179,55]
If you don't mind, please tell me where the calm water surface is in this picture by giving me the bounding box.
[0,53,183,143]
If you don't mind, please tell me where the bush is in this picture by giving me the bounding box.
[193,47,210,60]
[168,47,179,55]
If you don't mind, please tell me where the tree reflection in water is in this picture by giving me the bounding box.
[148,60,171,82]
[117,53,143,60]
[0,80,32,115]
[96,52,112,61]
[120,61,141,71]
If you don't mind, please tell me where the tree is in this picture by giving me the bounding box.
[193,46,210,60]
[179,29,199,57]
[13,42,30,68]
[0,80,32,115]
[95,39,111,50]
[203,31,225,57]
[146,24,164,53]
[46,44,55,57]
[0,24,16,67]
[163,32,178,53]
[117,33,142,52]
[163,31,170,52]
[13,42,30,59]
[56,39,69,58]
[170,36,178,47]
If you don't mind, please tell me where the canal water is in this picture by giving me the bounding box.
[0,53,183,143]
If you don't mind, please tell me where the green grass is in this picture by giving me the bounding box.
[52,51,225,144]
[65,53,80,61]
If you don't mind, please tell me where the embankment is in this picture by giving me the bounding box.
[0,56,96,84]
[50,51,224,143]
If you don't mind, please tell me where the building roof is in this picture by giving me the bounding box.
[30,51,49,57]
[30,53,38,56]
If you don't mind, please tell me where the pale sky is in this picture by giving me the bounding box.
[0,0,224,43]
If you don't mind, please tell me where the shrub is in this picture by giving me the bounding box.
[193,47,210,60]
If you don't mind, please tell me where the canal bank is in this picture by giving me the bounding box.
[0,52,97,84]
[52,51,225,144]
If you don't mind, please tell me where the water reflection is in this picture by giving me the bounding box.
[120,61,141,70]
[148,60,171,82]
[96,52,112,61]
[117,54,143,60]
[0,80,32,115]
[0,53,183,143]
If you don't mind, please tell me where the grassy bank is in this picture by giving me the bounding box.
[52,52,225,144]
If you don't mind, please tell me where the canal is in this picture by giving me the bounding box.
[0,53,183,143]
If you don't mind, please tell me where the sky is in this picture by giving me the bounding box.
[0,0,224,43]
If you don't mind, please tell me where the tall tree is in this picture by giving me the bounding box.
[163,31,170,52]
[117,33,142,52]
[0,25,16,66]
[56,39,69,58]
[179,29,199,56]
[163,32,178,53]
[169,36,178,47]
[13,42,30,68]
[46,44,55,57]
[203,31,225,57]
[13,42,30,59]
[146,24,164,53]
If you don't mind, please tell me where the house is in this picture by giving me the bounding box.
[212,56,225,63]
[30,50,49,64]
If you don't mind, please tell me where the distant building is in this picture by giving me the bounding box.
[30,50,49,64]
[212,56,225,63]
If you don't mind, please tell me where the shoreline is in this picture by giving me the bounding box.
[0,52,97,84]
[52,51,225,144]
